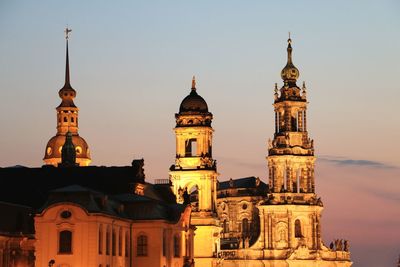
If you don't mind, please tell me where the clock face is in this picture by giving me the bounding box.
[46,147,52,156]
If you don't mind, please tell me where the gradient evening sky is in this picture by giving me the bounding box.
[0,1,399,266]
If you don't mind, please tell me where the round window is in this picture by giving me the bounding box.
[242,203,248,210]
[46,147,52,156]
[60,210,72,219]
[75,146,82,154]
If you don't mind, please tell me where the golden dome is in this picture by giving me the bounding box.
[43,134,90,162]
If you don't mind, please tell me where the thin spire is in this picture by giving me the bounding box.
[64,28,72,87]
[191,75,196,90]
[287,33,293,64]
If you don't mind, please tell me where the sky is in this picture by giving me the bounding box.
[0,1,399,266]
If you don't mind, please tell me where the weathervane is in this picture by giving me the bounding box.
[65,27,72,40]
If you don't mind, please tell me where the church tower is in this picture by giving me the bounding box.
[43,29,91,167]
[267,35,315,199]
[229,37,352,266]
[169,77,220,266]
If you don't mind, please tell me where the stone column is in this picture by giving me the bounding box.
[301,167,308,193]
[304,110,307,131]
[287,211,292,248]
[298,110,303,132]
[285,108,290,131]
[287,167,293,192]
[259,209,265,249]
[267,213,271,249]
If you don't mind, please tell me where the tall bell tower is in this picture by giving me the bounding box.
[262,36,323,252]
[43,28,91,167]
[169,77,220,266]
[267,36,315,197]
[253,37,352,266]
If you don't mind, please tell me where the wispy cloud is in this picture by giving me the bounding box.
[217,156,264,169]
[318,155,397,169]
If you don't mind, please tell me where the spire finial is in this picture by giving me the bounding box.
[65,27,72,40]
[64,28,72,86]
[191,75,196,90]
[287,33,293,63]
[281,33,299,83]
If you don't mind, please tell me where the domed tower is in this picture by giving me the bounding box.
[169,77,220,266]
[252,37,351,266]
[43,29,91,167]
[267,36,314,196]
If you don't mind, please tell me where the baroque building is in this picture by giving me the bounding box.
[0,29,353,267]
[214,38,352,267]
[35,183,193,267]
[43,31,91,167]
[169,77,220,267]
[216,177,268,250]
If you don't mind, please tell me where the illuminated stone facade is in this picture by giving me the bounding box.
[216,177,268,250]
[215,38,352,267]
[43,35,91,167]
[2,30,353,267]
[169,77,220,267]
[35,184,194,267]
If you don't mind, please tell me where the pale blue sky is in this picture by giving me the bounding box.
[0,1,399,266]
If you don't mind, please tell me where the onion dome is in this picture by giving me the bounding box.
[179,76,209,113]
[280,37,299,85]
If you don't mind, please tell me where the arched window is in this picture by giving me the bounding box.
[63,117,67,122]
[242,218,249,237]
[125,231,129,257]
[137,235,147,256]
[59,230,72,254]
[71,117,74,123]
[106,226,110,255]
[98,224,103,254]
[112,229,116,256]
[173,234,180,258]
[295,219,302,238]
[185,139,197,157]
[118,228,122,256]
